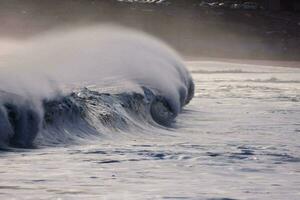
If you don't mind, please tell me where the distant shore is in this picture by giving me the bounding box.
[0,0,300,61]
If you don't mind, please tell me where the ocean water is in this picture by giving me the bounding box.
[0,28,300,200]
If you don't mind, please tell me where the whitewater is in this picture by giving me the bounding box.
[0,26,299,200]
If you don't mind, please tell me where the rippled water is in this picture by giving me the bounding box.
[1,61,300,200]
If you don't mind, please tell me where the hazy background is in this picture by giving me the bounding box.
[1,0,300,61]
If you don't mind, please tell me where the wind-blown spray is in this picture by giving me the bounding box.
[0,26,194,148]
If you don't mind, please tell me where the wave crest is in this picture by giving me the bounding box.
[0,26,194,148]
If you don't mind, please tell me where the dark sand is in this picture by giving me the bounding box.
[0,0,299,62]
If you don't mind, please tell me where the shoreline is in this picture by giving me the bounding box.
[0,1,300,62]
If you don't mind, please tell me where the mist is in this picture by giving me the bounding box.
[0,26,193,114]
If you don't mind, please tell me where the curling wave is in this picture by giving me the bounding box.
[0,26,194,148]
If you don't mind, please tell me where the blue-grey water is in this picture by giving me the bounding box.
[0,29,300,200]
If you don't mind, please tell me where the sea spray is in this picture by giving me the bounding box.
[0,26,194,148]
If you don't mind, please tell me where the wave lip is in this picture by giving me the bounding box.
[0,91,42,148]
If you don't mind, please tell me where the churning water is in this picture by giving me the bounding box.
[0,26,299,200]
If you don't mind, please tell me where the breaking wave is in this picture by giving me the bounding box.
[0,26,194,148]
